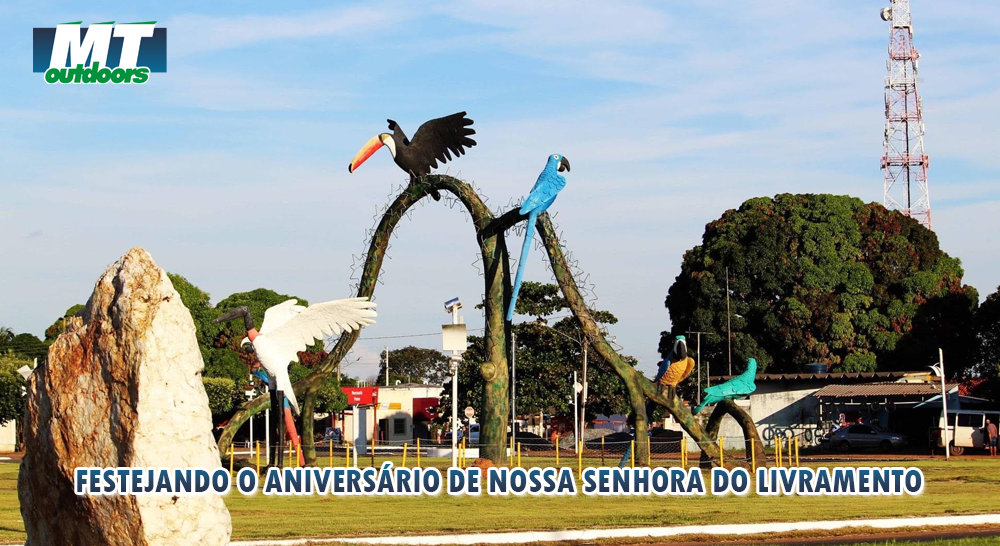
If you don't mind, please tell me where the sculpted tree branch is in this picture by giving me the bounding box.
[217,175,513,464]
[534,212,735,467]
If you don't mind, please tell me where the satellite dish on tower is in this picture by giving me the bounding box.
[880,7,892,21]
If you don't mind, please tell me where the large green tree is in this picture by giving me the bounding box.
[975,285,1000,401]
[666,194,979,376]
[376,346,450,385]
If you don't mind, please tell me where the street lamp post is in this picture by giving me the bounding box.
[442,298,467,468]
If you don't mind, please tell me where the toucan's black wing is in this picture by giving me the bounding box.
[408,112,477,172]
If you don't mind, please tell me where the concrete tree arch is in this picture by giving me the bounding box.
[218,175,514,463]
[217,175,762,467]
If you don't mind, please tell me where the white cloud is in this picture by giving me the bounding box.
[166,5,413,57]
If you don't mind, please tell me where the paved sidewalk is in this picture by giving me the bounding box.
[228,513,1000,545]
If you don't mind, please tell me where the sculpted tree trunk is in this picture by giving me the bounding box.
[702,399,765,467]
[218,176,511,464]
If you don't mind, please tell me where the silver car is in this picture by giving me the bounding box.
[829,424,906,452]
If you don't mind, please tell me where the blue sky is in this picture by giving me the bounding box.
[1,1,999,381]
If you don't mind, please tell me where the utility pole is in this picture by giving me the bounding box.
[931,349,949,460]
[726,267,732,376]
[686,330,714,405]
[384,346,389,386]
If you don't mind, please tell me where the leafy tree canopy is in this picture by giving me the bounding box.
[0,332,47,362]
[665,194,979,376]
[377,346,451,385]
[44,304,86,343]
[0,352,28,426]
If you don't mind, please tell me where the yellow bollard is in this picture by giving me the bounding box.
[345,444,350,467]
[556,437,560,467]
[329,440,333,468]
[751,438,756,472]
[777,437,783,467]
[718,437,724,467]
[517,442,522,468]
[681,437,686,467]
[292,442,297,468]
[256,441,261,474]
[229,443,234,474]
[577,441,583,478]
[601,435,605,466]
[630,440,635,468]
[402,443,408,467]
[510,436,515,466]
[417,438,421,467]
[794,437,799,467]
[647,436,651,466]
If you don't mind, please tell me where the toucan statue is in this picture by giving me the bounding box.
[214,297,377,467]
[507,153,571,322]
[348,112,477,201]
[654,335,695,398]
[693,357,758,415]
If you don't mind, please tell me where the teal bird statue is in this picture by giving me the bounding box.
[693,357,758,415]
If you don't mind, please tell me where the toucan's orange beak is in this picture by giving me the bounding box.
[348,135,384,173]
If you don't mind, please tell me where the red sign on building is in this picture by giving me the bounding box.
[341,386,378,406]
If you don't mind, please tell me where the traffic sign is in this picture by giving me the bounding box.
[464,406,475,419]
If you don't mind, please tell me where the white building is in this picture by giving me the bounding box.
[340,383,441,449]
[669,371,960,451]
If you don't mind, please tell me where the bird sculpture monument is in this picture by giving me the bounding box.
[654,335,696,399]
[214,297,377,467]
[348,112,477,200]
[693,357,758,415]
[507,153,571,321]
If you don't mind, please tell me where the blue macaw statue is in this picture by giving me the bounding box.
[693,357,758,415]
[507,153,571,322]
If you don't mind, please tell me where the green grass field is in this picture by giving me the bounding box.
[1,456,999,543]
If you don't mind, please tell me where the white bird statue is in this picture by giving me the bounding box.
[214,296,377,466]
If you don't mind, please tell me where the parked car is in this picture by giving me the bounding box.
[932,409,1000,456]
[828,424,905,452]
[323,427,342,444]
[444,423,480,444]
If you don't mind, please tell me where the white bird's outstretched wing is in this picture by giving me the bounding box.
[263,297,377,362]
[259,299,305,335]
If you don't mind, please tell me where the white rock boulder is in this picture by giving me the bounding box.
[18,247,232,546]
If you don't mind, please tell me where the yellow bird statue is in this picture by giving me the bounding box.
[655,335,695,397]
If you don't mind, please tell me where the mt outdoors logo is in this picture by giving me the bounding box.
[32,22,166,84]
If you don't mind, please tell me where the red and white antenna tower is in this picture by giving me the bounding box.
[880,0,931,230]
